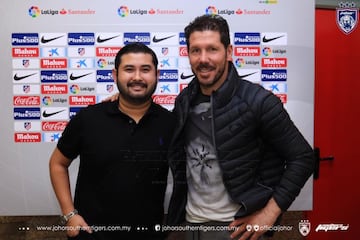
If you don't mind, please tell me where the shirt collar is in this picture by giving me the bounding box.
[106,99,159,118]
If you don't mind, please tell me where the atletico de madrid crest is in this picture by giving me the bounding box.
[336,2,359,34]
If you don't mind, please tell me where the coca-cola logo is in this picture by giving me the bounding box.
[152,95,176,105]
[42,121,68,131]
[13,96,40,106]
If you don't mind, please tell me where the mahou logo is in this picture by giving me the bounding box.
[41,84,68,94]
[96,47,121,57]
[234,47,260,56]
[69,95,96,105]
[41,58,67,68]
[12,47,39,57]
[42,121,68,131]
[13,96,40,106]
[261,58,287,68]
[152,95,176,105]
[14,133,41,142]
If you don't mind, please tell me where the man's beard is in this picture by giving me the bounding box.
[193,61,227,89]
[116,81,157,104]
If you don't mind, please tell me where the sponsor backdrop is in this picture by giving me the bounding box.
[0,0,314,215]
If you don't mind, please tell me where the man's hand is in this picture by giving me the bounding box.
[66,214,92,237]
[229,198,281,240]
[102,93,119,102]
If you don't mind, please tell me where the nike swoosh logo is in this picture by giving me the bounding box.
[180,73,194,80]
[13,73,37,81]
[97,35,120,43]
[239,72,258,79]
[41,35,64,44]
[42,109,65,118]
[69,72,93,80]
[152,35,176,43]
[262,35,285,43]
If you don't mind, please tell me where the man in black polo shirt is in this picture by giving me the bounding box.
[49,43,175,240]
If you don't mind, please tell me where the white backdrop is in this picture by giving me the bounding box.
[0,0,314,215]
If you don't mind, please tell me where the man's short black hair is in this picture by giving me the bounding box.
[114,43,158,71]
[184,14,231,49]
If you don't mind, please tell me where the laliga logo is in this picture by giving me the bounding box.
[262,47,272,57]
[97,58,107,68]
[118,6,129,17]
[28,6,40,18]
[206,6,217,15]
[42,96,53,106]
[69,85,80,94]
[235,58,246,68]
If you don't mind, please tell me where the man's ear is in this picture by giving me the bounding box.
[227,44,233,61]
[112,68,117,83]
[156,69,160,80]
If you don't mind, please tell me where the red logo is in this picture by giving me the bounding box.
[41,58,67,68]
[42,121,68,131]
[179,83,188,92]
[261,58,287,68]
[152,95,176,105]
[12,48,39,57]
[14,133,41,142]
[234,47,260,56]
[69,95,96,105]
[41,84,68,94]
[13,96,40,106]
[96,47,121,57]
[179,47,188,56]
[276,94,287,103]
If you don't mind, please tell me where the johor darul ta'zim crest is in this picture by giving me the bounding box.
[336,2,359,34]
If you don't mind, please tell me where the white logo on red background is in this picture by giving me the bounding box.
[12,48,39,57]
[69,95,96,105]
[13,96,40,106]
[179,47,188,56]
[14,133,41,142]
[152,95,176,105]
[42,121,68,131]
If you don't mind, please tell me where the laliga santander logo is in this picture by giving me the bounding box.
[42,96,53,106]
[97,58,107,68]
[118,6,129,17]
[206,6,217,15]
[235,58,245,68]
[28,6,40,18]
[262,47,272,56]
[69,85,80,94]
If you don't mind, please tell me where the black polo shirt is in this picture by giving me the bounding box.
[57,100,175,239]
